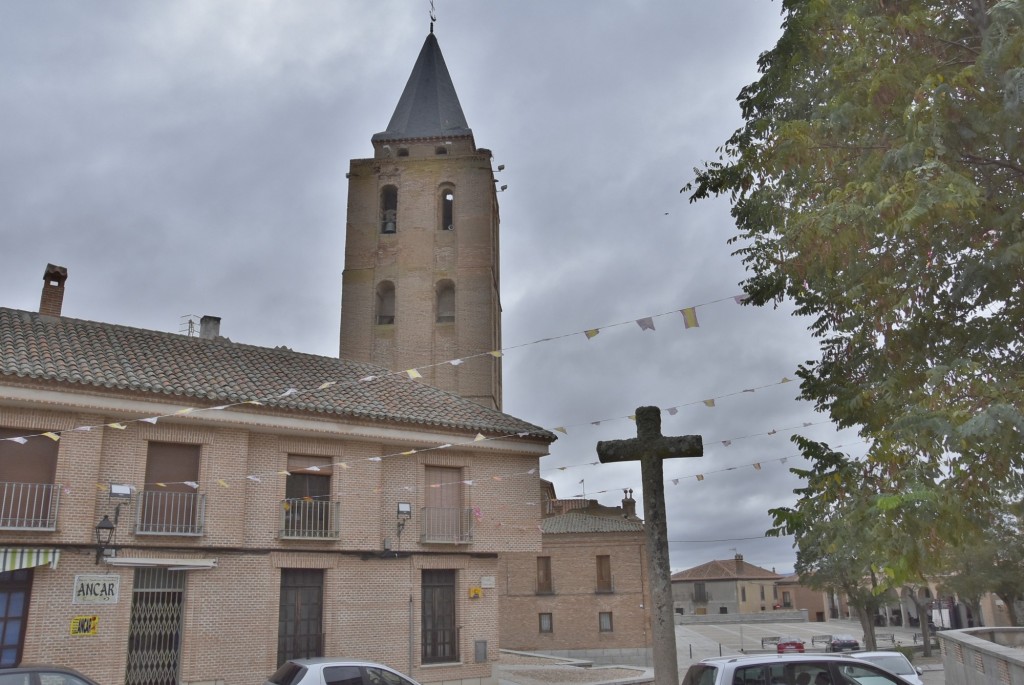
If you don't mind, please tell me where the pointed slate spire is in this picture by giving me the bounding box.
[372,33,472,142]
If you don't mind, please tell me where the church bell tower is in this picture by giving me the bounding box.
[339,30,503,410]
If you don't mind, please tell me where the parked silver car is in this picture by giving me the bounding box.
[266,658,422,685]
[850,651,924,685]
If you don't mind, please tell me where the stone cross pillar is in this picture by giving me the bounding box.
[597,406,703,685]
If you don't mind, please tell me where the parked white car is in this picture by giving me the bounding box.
[266,658,422,685]
[681,653,917,685]
[850,651,924,685]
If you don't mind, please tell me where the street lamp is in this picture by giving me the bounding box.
[95,515,115,564]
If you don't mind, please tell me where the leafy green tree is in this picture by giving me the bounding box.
[769,439,887,649]
[689,0,1024,579]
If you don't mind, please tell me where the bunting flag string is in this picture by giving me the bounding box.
[0,291,757,447]
[0,370,823,498]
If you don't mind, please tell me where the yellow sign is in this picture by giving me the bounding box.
[71,615,99,636]
[468,587,483,599]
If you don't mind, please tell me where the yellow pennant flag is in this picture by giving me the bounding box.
[318,381,337,390]
[474,433,486,441]
[489,350,503,358]
[780,376,793,384]
[406,369,422,379]
[681,307,699,329]
[218,479,230,488]
[42,431,61,441]
[584,329,600,339]
[703,399,716,408]
[696,474,705,481]
[753,463,762,471]
[106,423,126,430]
[174,408,195,416]
[554,427,567,435]
[401,450,416,456]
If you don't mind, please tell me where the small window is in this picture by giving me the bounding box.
[435,146,448,155]
[397,148,409,157]
[536,557,552,594]
[376,281,395,325]
[380,186,398,234]
[760,585,766,601]
[441,190,454,230]
[436,281,455,323]
[741,587,747,602]
[538,613,552,633]
[599,612,613,632]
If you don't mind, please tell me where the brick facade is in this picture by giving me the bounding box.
[0,397,547,685]
[497,493,653,662]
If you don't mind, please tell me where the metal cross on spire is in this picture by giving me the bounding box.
[429,0,436,33]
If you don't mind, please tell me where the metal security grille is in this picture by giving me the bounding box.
[277,569,324,666]
[421,570,457,664]
[125,567,185,685]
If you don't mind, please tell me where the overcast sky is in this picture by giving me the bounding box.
[0,2,865,574]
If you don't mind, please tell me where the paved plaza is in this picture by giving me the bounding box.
[498,619,946,685]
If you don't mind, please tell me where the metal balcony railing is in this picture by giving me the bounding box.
[691,591,712,603]
[0,482,61,530]
[420,507,473,544]
[596,578,615,594]
[136,490,205,536]
[280,498,340,539]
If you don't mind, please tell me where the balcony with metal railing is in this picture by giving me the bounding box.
[420,507,473,544]
[596,578,616,594]
[279,498,340,539]
[135,490,205,536]
[691,590,712,603]
[0,482,61,530]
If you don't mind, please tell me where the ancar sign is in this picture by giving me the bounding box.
[73,574,120,604]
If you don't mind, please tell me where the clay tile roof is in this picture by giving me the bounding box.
[541,510,645,534]
[670,558,781,581]
[0,307,553,440]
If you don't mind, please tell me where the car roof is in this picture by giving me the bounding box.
[851,651,910,659]
[289,659,388,667]
[701,654,857,665]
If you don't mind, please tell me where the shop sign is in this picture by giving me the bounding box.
[73,574,120,604]
[71,615,99,636]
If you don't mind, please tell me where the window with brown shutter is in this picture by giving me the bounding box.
[536,556,552,594]
[596,555,612,593]
[139,442,202,534]
[0,428,59,529]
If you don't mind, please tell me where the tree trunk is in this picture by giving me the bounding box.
[997,592,1020,626]
[855,605,877,651]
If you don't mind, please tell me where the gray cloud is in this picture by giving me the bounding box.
[0,1,854,574]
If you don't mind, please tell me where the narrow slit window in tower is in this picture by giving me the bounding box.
[380,186,398,234]
[436,281,455,323]
[376,282,395,325]
[441,190,454,231]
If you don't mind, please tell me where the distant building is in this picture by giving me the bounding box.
[671,554,782,616]
[498,482,653,666]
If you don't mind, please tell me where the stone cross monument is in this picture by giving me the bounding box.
[597,406,703,685]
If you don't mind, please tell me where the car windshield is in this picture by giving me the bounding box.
[267,662,306,685]
[681,664,718,685]
[860,655,913,675]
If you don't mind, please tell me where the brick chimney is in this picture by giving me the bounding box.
[199,315,221,339]
[621,488,636,518]
[39,264,68,317]
[735,553,744,575]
